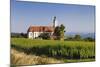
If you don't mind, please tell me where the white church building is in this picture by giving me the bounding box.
[27,16,58,39]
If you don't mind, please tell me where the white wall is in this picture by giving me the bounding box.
[28,32,42,39]
[28,32,33,39]
[28,32,53,39]
[33,32,40,38]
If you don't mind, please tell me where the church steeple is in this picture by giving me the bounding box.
[53,16,56,28]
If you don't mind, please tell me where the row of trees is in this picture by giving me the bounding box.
[39,33,95,41]
[11,33,27,38]
[65,34,95,41]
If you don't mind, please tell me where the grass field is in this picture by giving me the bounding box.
[11,38,95,65]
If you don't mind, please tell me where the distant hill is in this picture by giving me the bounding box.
[81,33,95,39]
[65,32,95,39]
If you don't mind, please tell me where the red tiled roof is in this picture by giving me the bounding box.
[28,26,54,32]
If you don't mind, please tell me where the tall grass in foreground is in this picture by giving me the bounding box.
[11,38,95,59]
[11,49,63,65]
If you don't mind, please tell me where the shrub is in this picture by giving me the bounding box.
[39,33,50,39]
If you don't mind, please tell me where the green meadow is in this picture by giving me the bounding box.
[11,38,95,65]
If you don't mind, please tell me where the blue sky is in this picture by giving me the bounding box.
[11,0,95,33]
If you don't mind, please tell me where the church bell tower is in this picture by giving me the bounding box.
[53,16,56,28]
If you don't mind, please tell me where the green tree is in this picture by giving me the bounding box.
[74,34,81,40]
[54,24,65,40]
[54,26,60,39]
[60,24,65,40]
